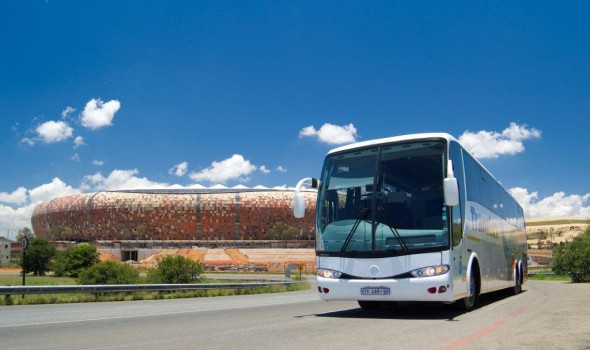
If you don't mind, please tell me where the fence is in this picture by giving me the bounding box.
[0,280,296,296]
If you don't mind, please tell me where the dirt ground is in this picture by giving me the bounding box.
[0,268,21,274]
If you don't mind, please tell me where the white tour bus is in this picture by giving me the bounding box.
[293,133,526,310]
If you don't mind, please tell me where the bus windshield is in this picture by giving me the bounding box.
[316,140,450,256]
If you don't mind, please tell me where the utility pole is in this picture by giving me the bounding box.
[22,235,29,299]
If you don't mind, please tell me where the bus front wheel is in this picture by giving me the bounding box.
[461,267,480,311]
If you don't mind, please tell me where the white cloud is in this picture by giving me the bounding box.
[169,162,189,177]
[93,160,104,166]
[81,98,121,130]
[0,203,37,236]
[74,136,85,148]
[36,120,74,143]
[458,123,541,159]
[0,178,80,235]
[0,187,27,205]
[20,137,35,146]
[299,126,317,138]
[189,154,257,184]
[83,169,169,191]
[259,166,271,174]
[509,187,590,218]
[28,178,80,204]
[72,153,80,162]
[61,106,76,118]
[276,166,287,173]
[299,123,358,145]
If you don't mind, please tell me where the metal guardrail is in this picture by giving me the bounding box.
[0,280,296,296]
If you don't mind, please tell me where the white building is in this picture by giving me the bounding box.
[0,237,11,266]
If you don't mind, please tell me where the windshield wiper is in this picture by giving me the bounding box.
[377,206,410,254]
[340,208,370,253]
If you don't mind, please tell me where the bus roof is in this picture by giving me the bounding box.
[327,133,458,155]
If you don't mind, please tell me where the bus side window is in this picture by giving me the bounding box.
[450,142,465,247]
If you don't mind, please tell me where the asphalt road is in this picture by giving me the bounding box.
[1,280,589,350]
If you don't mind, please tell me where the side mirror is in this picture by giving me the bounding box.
[293,177,319,218]
[444,177,459,206]
[293,192,306,218]
[444,160,459,206]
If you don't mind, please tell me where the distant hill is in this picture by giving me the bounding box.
[526,217,588,251]
[526,217,588,227]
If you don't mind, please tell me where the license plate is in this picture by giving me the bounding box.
[360,287,390,296]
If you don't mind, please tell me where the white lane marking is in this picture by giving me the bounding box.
[0,294,318,329]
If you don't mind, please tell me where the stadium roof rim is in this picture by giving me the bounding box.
[108,188,317,195]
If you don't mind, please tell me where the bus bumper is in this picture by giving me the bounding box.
[316,274,455,302]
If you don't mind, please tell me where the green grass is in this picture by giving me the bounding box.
[525,266,571,281]
[0,275,76,286]
[528,266,553,273]
[527,274,571,282]
[0,274,310,306]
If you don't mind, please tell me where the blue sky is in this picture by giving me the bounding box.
[1,1,590,236]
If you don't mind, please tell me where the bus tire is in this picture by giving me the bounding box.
[358,301,381,310]
[512,261,522,295]
[461,264,480,311]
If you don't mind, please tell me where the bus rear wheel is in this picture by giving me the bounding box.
[512,262,523,295]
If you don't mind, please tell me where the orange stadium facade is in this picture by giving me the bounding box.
[31,189,317,245]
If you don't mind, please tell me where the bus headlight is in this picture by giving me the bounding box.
[410,265,450,278]
[317,269,342,279]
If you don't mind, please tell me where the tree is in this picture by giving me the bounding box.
[552,224,590,283]
[537,230,548,240]
[267,222,299,240]
[285,226,299,240]
[77,261,140,285]
[19,237,56,276]
[53,244,100,277]
[267,222,284,239]
[147,255,203,284]
[15,227,34,242]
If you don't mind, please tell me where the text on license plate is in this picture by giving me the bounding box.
[360,287,390,296]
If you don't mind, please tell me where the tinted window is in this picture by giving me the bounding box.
[449,142,465,246]
[462,149,523,223]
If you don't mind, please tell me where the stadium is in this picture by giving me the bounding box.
[31,188,317,270]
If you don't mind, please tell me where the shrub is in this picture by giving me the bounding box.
[147,255,204,284]
[77,261,140,285]
[53,244,100,277]
[552,224,590,283]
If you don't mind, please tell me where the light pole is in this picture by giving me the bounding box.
[22,235,29,299]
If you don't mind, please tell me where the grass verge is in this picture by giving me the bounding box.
[527,274,571,282]
[0,275,76,286]
[1,275,310,306]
